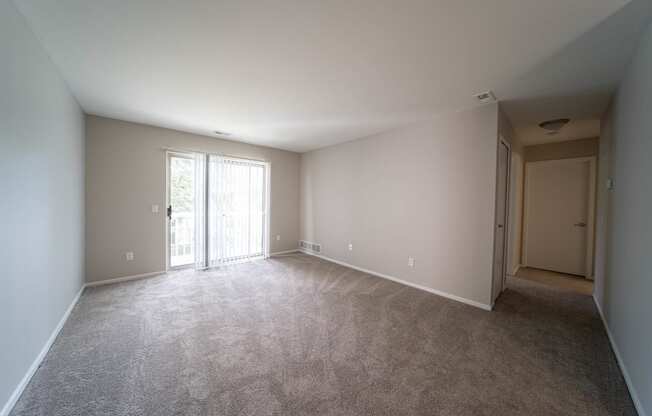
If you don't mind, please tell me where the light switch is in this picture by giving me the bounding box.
[276,235,281,241]
[152,204,159,213]
[408,257,415,268]
[125,252,134,261]
[606,178,614,190]
[348,243,353,251]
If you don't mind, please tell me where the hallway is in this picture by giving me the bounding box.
[514,267,594,296]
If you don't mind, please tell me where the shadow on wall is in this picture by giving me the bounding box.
[499,0,652,123]
[300,169,315,243]
[506,151,524,275]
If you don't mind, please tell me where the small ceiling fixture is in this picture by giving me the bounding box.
[214,130,231,136]
[538,118,570,132]
[474,90,496,104]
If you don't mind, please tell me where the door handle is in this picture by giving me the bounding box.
[497,224,503,228]
[167,205,172,219]
[574,222,587,227]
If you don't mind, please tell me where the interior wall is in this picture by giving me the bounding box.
[300,104,499,308]
[507,152,525,274]
[594,108,613,309]
[498,107,525,276]
[0,0,85,411]
[85,116,300,283]
[595,20,652,416]
[524,137,599,162]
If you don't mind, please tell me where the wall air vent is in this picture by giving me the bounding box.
[299,240,321,253]
[474,91,496,104]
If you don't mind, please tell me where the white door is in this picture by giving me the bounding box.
[523,158,592,276]
[492,141,510,302]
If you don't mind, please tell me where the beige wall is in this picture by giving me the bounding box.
[594,108,613,309]
[0,0,85,409]
[300,104,499,308]
[85,116,300,283]
[524,137,599,162]
[594,20,652,416]
[498,107,525,275]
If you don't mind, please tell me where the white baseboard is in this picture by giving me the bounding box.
[512,264,521,275]
[593,295,647,416]
[270,249,300,256]
[1,255,490,416]
[300,250,492,311]
[1,285,85,416]
[85,271,166,288]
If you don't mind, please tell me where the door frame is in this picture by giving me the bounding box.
[522,156,597,279]
[165,150,272,271]
[491,136,512,306]
[165,150,197,271]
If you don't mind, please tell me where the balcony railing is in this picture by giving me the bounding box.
[170,211,194,267]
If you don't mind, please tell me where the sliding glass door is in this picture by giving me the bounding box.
[167,153,196,268]
[208,156,266,266]
[167,151,268,270]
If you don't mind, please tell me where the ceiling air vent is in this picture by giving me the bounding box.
[474,91,496,104]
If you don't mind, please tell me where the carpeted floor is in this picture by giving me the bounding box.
[515,267,595,296]
[11,253,636,416]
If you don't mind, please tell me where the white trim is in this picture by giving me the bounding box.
[522,156,597,278]
[264,162,271,259]
[270,249,299,256]
[85,271,166,288]
[585,157,597,278]
[491,136,512,303]
[1,285,85,416]
[593,296,648,416]
[162,147,269,164]
[300,250,492,311]
[511,264,521,276]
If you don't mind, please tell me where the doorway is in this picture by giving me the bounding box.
[166,151,269,270]
[167,152,196,268]
[522,157,596,278]
[492,139,511,304]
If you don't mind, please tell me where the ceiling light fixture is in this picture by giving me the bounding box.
[538,118,570,132]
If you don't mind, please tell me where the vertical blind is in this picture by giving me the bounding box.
[194,154,267,269]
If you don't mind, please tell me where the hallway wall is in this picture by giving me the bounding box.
[595,19,652,416]
[0,0,85,412]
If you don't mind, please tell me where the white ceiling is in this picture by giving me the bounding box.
[515,120,601,147]
[14,0,652,152]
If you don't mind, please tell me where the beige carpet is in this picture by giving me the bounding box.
[11,253,635,415]
[515,267,594,296]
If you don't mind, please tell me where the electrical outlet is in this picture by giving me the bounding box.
[348,243,353,251]
[408,257,415,268]
[276,235,281,241]
[125,251,134,261]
